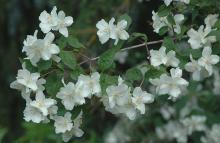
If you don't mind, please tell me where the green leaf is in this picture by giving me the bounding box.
[159,26,168,36]
[162,37,176,51]
[145,66,165,80]
[60,51,77,70]
[98,43,122,71]
[0,128,7,142]
[157,5,171,17]
[45,71,63,96]
[119,14,132,29]
[100,74,118,94]
[67,36,85,49]
[129,32,148,42]
[125,68,143,81]
[70,65,85,80]
[167,14,175,25]
[37,60,52,72]
[22,60,38,73]
[209,30,220,42]
[214,20,220,29]
[56,36,67,49]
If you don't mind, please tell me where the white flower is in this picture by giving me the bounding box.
[11,73,46,101]
[118,103,137,120]
[102,76,139,120]
[110,19,129,45]
[164,0,173,6]
[23,103,47,123]
[22,31,60,66]
[23,30,38,47]
[52,10,74,37]
[150,68,188,100]
[62,111,84,142]
[156,121,188,143]
[96,18,115,44]
[187,26,216,49]
[181,115,207,135]
[10,80,31,101]
[185,54,202,81]
[96,18,129,45]
[15,68,40,91]
[152,11,184,34]
[48,105,58,120]
[114,51,128,64]
[56,82,86,110]
[152,11,168,33]
[198,46,219,76]
[39,6,73,37]
[39,6,58,33]
[163,0,190,6]
[201,124,220,143]
[106,77,131,108]
[54,112,73,134]
[205,14,219,28]
[159,105,176,120]
[77,72,101,97]
[131,87,154,114]
[30,91,56,116]
[150,46,180,67]
[173,14,185,34]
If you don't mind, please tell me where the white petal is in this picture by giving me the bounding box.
[59,28,68,37]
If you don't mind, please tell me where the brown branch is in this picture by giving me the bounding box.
[79,35,187,65]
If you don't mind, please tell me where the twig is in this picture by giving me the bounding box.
[79,36,187,65]
[145,43,151,63]
[41,69,57,77]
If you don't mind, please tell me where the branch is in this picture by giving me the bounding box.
[79,36,187,65]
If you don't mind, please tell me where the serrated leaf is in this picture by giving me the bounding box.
[67,37,85,49]
[129,32,148,42]
[145,66,165,80]
[56,36,67,49]
[162,37,176,51]
[60,51,77,70]
[214,20,220,29]
[167,14,175,25]
[70,66,84,80]
[45,71,63,96]
[98,43,122,71]
[100,74,118,94]
[209,30,220,42]
[37,60,52,72]
[23,60,38,73]
[159,26,168,36]
[158,5,171,17]
[126,68,143,81]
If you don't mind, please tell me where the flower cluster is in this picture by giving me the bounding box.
[150,46,180,67]
[22,31,60,66]
[39,6,73,37]
[103,76,154,120]
[152,11,184,34]
[185,14,220,80]
[156,100,207,143]
[150,68,188,100]
[96,18,129,45]
[56,72,101,110]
